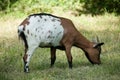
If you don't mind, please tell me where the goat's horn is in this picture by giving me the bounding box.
[92,36,100,43]
[96,36,100,43]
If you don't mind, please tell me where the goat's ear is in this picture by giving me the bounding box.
[93,42,104,48]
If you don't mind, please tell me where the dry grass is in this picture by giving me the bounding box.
[0,13,120,80]
[0,17,22,38]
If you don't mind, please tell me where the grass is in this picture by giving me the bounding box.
[0,13,120,80]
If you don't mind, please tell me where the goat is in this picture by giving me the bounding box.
[18,13,104,72]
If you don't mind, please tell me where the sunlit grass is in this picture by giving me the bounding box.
[0,13,120,80]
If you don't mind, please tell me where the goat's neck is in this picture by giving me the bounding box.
[74,33,94,50]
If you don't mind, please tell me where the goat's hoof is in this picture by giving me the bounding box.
[69,66,72,69]
[50,65,54,68]
[24,66,29,73]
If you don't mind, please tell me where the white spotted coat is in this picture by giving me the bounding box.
[18,14,64,68]
[19,15,64,48]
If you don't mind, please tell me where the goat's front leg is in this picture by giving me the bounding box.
[23,46,37,73]
[65,45,73,68]
[50,47,56,67]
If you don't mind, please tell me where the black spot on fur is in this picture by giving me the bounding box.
[27,30,29,34]
[44,19,47,21]
[31,33,33,36]
[39,15,42,18]
[52,19,56,22]
[36,28,37,31]
[38,20,40,22]
[57,32,62,36]
[23,27,25,31]
[57,19,60,22]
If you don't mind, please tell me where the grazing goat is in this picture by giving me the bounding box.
[18,13,104,72]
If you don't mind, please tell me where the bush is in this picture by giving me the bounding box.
[0,0,17,11]
[0,0,120,15]
[83,0,120,15]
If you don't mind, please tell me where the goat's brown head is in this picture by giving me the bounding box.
[85,37,104,64]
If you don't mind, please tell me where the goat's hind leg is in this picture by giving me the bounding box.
[23,46,37,72]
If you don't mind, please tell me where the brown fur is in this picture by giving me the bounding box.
[20,18,29,30]
[52,17,104,67]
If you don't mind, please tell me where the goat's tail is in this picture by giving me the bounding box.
[18,26,28,48]
[18,26,24,40]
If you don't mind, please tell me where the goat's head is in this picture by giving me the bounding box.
[85,36,104,64]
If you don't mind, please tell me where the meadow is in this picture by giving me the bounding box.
[0,12,120,80]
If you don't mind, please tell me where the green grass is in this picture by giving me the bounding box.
[0,13,120,80]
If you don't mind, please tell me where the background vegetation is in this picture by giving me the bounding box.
[0,0,120,80]
[0,0,120,16]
